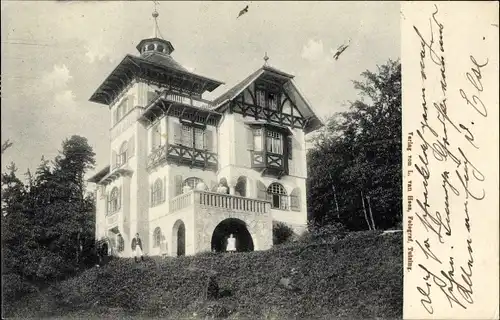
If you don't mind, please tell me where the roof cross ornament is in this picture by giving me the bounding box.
[263,52,269,66]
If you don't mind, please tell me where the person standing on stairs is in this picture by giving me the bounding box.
[131,233,144,263]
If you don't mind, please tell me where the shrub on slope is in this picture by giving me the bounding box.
[8,231,402,320]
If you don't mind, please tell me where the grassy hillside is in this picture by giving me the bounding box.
[6,231,402,320]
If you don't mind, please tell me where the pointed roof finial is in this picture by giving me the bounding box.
[152,1,161,38]
[263,52,269,66]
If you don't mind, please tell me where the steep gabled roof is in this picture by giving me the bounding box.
[211,66,323,133]
[211,68,265,107]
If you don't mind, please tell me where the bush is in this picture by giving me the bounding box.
[298,221,348,244]
[2,273,38,303]
[272,221,295,245]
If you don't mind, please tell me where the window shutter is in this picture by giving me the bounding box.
[105,191,109,215]
[205,128,213,151]
[247,127,254,150]
[147,91,156,105]
[256,180,267,200]
[287,136,293,160]
[118,186,122,210]
[174,175,183,196]
[163,176,167,202]
[127,95,134,110]
[150,184,154,207]
[128,136,135,159]
[290,188,300,211]
[173,122,182,145]
[112,150,117,168]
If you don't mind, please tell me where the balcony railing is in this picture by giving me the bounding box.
[163,93,213,109]
[169,190,270,214]
[170,190,195,212]
[148,144,218,171]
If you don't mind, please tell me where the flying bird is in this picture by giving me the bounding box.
[237,5,249,19]
[332,39,351,61]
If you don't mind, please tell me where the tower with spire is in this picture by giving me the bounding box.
[88,4,323,258]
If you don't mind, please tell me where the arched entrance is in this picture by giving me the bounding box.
[211,218,254,252]
[172,220,186,256]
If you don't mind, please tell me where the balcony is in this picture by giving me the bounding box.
[148,144,218,171]
[250,151,287,177]
[170,190,270,214]
[140,91,222,127]
[162,92,213,109]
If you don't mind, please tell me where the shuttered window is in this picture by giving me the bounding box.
[151,178,163,206]
[181,125,193,147]
[128,135,135,159]
[287,136,293,159]
[194,127,205,150]
[290,187,300,211]
[147,91,157,105]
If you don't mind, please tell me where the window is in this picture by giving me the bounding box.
[256,90,266,107]
[153,227,162,248]
[194,127,205,150]
[117,234,124,252]
[266,130,283,154]
[108,187,120,213]
[152,178,163,206]
[267,183,288,210]
[253,128,263,151]
[177,123,206,150]
[118,141,128,166]
[183,177,205,192]
[181,125,193,148]
[115,98,132,125]
[267,92,277,110]
[151,123,161,150]
[256,89,279,110]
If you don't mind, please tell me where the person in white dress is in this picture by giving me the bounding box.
[182,183,192,194]
[226,234,236,253]
[195,181,207,191]
[217,183,228,194]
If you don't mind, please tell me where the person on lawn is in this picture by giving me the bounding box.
[131,233,144,262]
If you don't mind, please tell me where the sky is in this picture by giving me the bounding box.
[1,1,400,179]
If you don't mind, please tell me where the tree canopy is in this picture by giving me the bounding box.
[2,135,97,286]
[307,59,401,231]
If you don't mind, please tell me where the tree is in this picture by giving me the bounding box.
[2,135,97,290]
[307,59,401,231]
[1,139,13,154]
